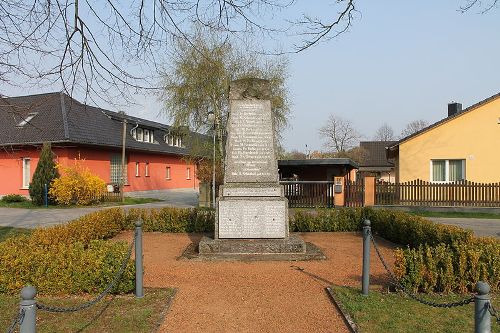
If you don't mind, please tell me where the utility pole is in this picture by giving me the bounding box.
[120,112,127,203]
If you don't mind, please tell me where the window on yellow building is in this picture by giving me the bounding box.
[431,159,465,183]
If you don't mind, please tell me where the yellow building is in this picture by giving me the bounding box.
[388,93,500,183]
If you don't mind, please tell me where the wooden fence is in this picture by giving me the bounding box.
[344,179,364,207]
[281,181,335,208]
[375,180,500,207]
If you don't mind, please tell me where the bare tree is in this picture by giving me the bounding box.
[319,115,361,153]
[400,119,429,138]
[373,123,395,141]
[0,1,357,105]
[460,0,499,13]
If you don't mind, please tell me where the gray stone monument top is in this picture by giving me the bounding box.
[224,79,278,184]
[198,77,315,257]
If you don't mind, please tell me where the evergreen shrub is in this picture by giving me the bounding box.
[29,142,59,205]
[1,194,28,203]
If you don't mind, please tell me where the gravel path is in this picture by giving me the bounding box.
[116,232,396,333]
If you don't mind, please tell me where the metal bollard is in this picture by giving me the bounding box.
[20,286,37,333]
[44,183,48,208]
[362,219,371,296]
[475,281,491,333]
[135,218,144,298]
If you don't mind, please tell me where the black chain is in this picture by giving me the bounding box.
[36,237,135,313]
[489,303,500,324]
[368,230,475,308]
[6,308,25,333]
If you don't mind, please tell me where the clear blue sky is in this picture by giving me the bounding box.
[4,1,499,153]
[282,1,500,152]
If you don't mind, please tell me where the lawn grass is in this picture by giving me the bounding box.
[0,226,32,243]
[0,288,175,333]
[0,197,161,209]
[408,210,500,219]
[331,285,500,333]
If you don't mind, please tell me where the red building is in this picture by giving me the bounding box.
[0,92,201,196]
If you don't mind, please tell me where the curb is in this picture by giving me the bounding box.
[325,287,360,333]
[153,288,178,333]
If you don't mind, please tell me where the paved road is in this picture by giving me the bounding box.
[0,188,198,229]
[429,217,500,238]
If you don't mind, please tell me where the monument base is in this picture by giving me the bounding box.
[183,234,326,261]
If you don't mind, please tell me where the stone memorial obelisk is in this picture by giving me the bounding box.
[199,78,308,257]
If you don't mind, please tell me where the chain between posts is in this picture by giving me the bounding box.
[489,303,500,324]
[368,229,475,308]
[36,236,135,313]
[6,308,25,333]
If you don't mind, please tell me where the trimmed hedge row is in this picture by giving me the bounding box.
[289,207,474,247]
[0,208,134,295]
[394,239,500,293]
[2,206,495,295]
[124,207,214,233]
[290,207,496,293]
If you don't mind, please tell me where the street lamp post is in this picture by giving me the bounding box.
[207,111,216,208]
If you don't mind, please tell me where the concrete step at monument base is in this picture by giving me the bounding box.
[190,235,327,261]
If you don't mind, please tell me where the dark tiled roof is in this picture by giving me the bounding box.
[278,158,359,169]
[389,92,500,150]
[0,92,204,155]
[359,141,397,167]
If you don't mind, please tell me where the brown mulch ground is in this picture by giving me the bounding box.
[115,232,395,333]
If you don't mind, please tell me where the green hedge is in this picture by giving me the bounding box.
[124,207,215,233]
[0,208,134,295]
[289,207,473,247]
[394,240,500,293]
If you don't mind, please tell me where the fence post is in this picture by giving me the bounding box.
[135,218,144,298]
[363,176,376,206]
[20,286,37,333]
[362,219,371,296]
[475,281,491,333]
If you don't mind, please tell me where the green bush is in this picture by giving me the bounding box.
[0,208,133,295]
[124,207,215,233]
[31,208,125,247]
[29,142,59,205]
[289,208,363,232]
[1,194,28,203]
[362,208,473,247]
[0,236,134,294]
[394,239,500,293]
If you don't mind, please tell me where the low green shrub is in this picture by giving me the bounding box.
[31,208,125,247]
[124,207,215,233]
[394,239,500,293]
[362,208,474,247]
[0,236,134,295]
[1,194,28,203]
[289,208,363,232]
[0,208,133,295]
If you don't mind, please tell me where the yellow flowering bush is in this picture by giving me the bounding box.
[49,162,106,205]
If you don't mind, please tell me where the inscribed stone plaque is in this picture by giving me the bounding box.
[224,100,278,183]
[222,186,282,197]
[218,199,287,238]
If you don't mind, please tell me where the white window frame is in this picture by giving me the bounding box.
[135,162,140,177]
[22,158,31,189]
[430,159,466,183]
[186,167,191,180]
[166,166,171,180]
[145,162,149,177]
[144,129,150,143]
